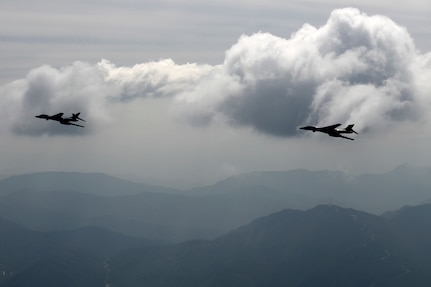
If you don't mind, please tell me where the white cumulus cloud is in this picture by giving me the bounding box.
[1,7,430,137]
[175,7,431,136]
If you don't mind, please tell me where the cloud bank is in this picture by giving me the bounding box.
[177,7,431,136]
[1,7,430,136]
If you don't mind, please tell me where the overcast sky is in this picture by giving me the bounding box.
[0,0,430,188]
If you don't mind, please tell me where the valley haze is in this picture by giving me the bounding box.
[2,168,431,286]
[0,165,431,242]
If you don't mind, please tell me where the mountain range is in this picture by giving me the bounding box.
[0,171,177,197]
[109,204,431,287]
[3,166,431,285]
[2,203,431,286]
[0,217,155,287]
[2,165,431,242]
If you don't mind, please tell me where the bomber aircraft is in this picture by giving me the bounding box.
[299,124,358,140]
[35,112,85,128]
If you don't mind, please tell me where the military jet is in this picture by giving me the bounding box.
[35,112,85,128]
[299,124,357,140]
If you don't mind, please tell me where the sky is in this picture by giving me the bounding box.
[0,0,431,188]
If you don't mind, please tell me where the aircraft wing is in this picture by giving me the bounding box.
[339,134,354,140]
[51,113,64,121]
[69,122,84,128]
[320,123,341,132]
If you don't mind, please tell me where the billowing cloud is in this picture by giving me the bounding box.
[1,7,430,137]
[8,62,112,135]
[176,7,431,136]
[0,59,213,136]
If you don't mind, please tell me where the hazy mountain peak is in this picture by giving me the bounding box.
[0,171,178,197]
[218,204,384,246]
[387,164,431,177]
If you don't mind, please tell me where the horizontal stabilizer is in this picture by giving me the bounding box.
[345,124,358,134]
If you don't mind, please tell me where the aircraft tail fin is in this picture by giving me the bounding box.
[72,112,86,122]
[345,124,358,134]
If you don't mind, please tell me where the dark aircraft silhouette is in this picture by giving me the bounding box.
[299,124,358,140]
[35,112,85,128]
[35,113,64,121]
[66,112,86,122]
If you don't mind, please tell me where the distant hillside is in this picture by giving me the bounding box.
[0,171,178,197]
[3,204,431,286]
[188,165,431,213]
[2,166,431,243]
[0,218,154,287]
[0,189,231,241]
[110,204,431,287]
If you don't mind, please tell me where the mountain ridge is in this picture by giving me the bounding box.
[3,203,431,286]
[0,171,178,197]
[109,204,431,287]
[3,166,431,243]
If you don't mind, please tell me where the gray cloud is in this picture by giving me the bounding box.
[0,58,214,136]
[101,59,213,101]
[175,8,431,135]
[4,62,112,136]
[1,8,430,137]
